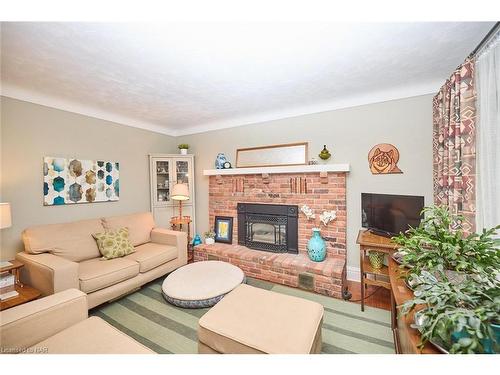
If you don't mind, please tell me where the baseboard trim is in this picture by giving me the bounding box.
[346,266,360,282]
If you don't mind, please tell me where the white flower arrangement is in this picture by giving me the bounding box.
[300,205,316,220]
[301,205,336,228]
[319,210,336,226]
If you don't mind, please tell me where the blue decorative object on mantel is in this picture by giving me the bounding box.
[215,153,228,169]
[307,228,327,262]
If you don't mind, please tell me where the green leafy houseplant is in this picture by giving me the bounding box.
[393,206,500,353]
[401,269,499,353]
[178,144,189,150]
[394,206,500,280]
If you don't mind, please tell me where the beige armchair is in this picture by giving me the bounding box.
[0,289,153,354]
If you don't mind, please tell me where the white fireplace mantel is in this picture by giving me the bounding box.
[203,164,350,176]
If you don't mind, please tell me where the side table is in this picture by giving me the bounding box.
[0,260,42,311]
[356,229,398,311]
[170,216,193,263]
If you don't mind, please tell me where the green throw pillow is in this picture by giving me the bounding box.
[93,227,135,260]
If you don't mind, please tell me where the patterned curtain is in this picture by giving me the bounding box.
[432,60,476,234]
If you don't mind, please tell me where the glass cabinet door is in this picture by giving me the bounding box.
[154,160,170,205]
[175,160,189,185]
[174,159,193,204]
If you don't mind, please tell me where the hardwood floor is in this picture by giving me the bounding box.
[345,280,391,311]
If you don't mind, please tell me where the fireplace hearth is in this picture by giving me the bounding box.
[237,203,298,254]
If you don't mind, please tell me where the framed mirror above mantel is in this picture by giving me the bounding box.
[236,142,309,168]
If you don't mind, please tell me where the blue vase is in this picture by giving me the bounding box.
[215,153,227,169]
[307,228,326,262]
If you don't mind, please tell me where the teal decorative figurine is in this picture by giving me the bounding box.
[192,234,202,246]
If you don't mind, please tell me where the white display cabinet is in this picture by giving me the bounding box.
[149,154,195,235]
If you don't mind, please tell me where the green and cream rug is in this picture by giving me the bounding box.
[90,277,395,354]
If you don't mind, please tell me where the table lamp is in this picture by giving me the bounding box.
[0,203,12,229]
[171,183,189,219]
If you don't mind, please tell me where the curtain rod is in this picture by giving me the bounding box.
[467,21,500,59]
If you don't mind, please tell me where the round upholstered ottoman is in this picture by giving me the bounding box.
[162,261,245,308]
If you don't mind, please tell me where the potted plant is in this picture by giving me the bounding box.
[300,205,336,262]
[204,230,216,245]
[394,205,500,353]
[401,270,500,353]
[178,144,189,155]
[393,206,500,280]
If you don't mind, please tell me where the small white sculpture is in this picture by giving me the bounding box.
[319,210,337,226]
[301,205,336,228]
[301,205,316,220]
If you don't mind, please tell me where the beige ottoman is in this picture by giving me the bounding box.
[162,261,245,308]
[198,284,324,354]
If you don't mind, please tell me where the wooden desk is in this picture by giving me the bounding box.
[356,229,398,311]
[389,259,439,354]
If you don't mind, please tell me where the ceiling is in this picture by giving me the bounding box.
[0,22,494,136]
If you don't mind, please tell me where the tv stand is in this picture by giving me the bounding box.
[367,227,393,238]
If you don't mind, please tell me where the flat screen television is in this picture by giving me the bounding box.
[361,193,425,237]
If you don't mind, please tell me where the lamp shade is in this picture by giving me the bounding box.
[171,183,190,201]
[0,203,12,229]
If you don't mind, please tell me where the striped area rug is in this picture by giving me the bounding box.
[90,277,395,354]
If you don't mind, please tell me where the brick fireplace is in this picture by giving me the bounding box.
[194,167,348,298]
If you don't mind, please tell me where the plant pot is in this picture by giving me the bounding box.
[180,148,188,155]
[368,251,385,269]
[307,228,326,262]
[449,323,500,354]
[205,238,215,245]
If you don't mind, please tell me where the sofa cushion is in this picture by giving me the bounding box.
[78,257,139,293]
[125,242,178,273]
[102,212,155,247]
[22,219,104,262]
[93,227,135,260]
[27,316,153,354]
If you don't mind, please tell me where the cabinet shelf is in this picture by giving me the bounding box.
[362,258,389,276]
[356,229,398,312]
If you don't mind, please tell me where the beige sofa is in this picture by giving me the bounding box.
[0,288,154,354]
[16,212,187,309]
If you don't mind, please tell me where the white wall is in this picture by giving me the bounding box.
[0,97,177,260]
[179,95,434,277]
[0,95,434,273]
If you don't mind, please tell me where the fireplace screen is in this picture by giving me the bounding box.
[247,215,287,245]
[238,203,298,254]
